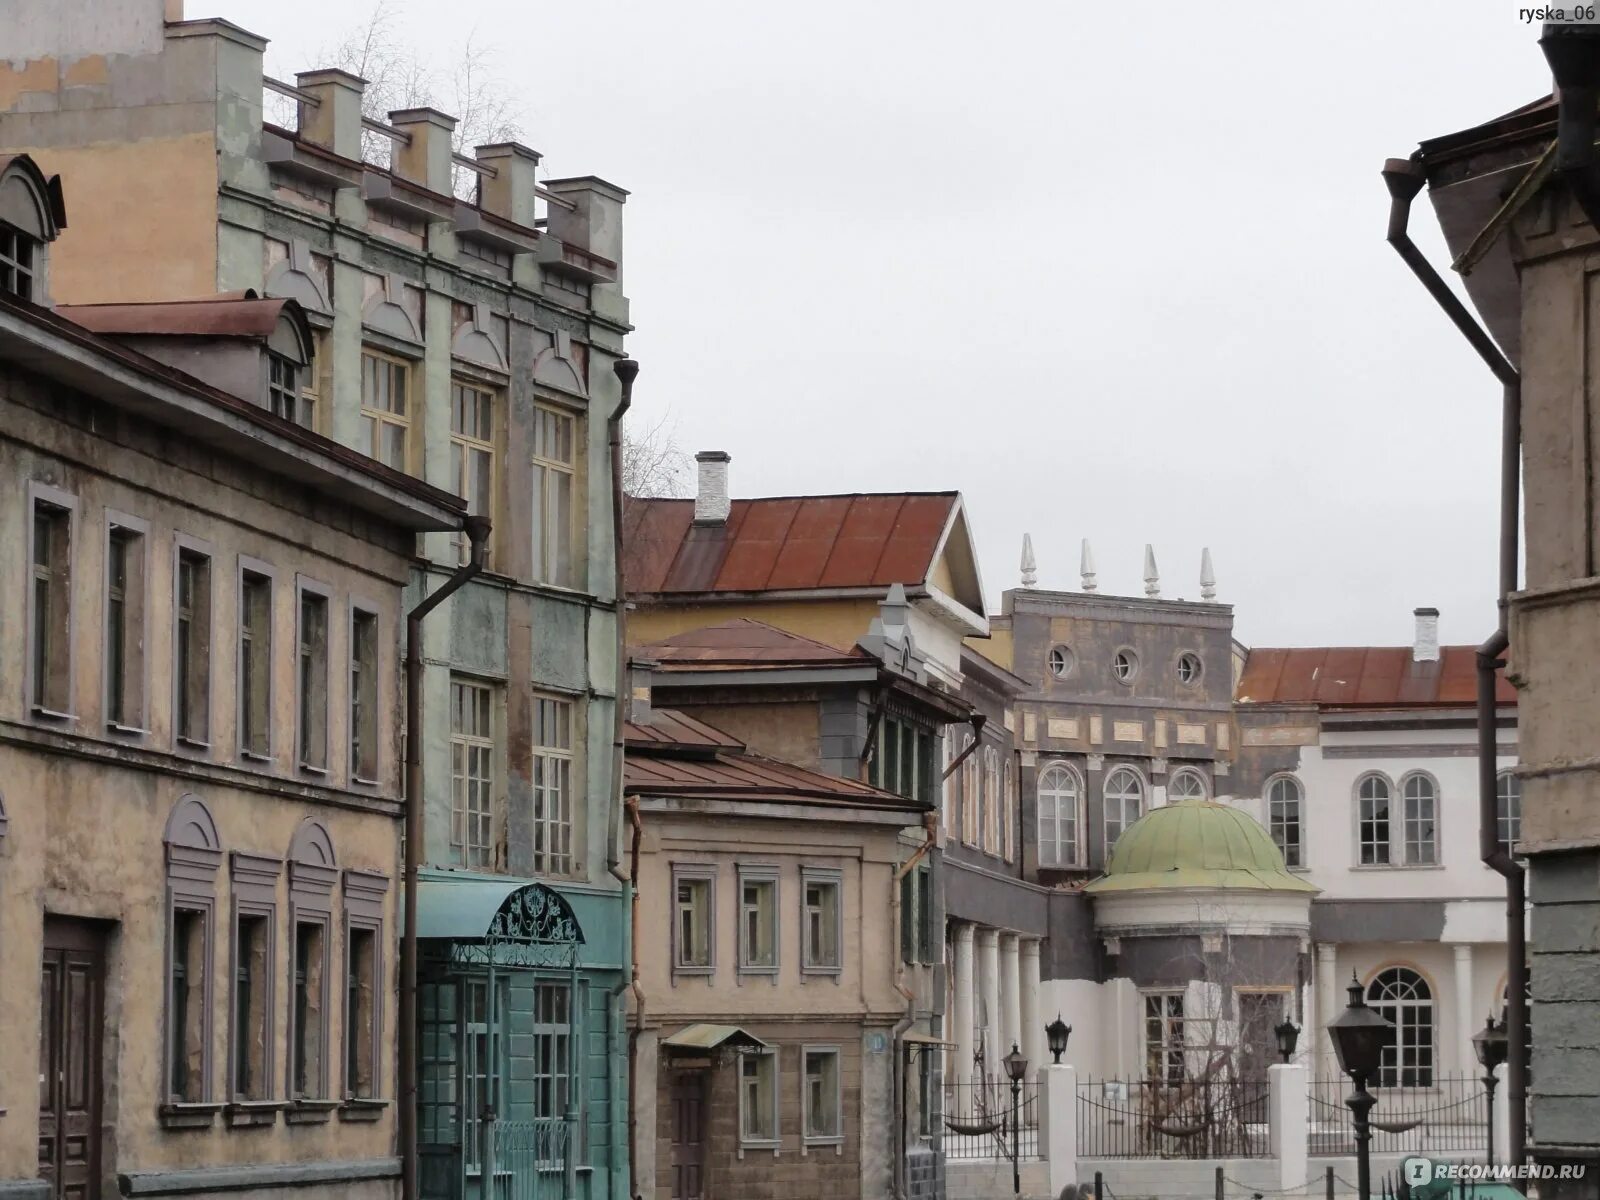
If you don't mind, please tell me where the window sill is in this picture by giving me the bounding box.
[176,735,212,752]
[30,706,76,723]
[159,1102,224,1130]
[801,1136,845,1155]
[738,966,779,981]
[298,763,330,778]
[239,750,273,764]
[351,774,382,789]
[736,1140,780,1160]
[801,966,843,981]
[339,1097,390,1122]
[106,721,149,737]
[673,966,714,979]
[285,1099,339,1125]
[1349,863,1446,872]
[226,1100,287,1128]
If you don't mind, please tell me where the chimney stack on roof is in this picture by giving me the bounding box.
[295,69,366,161]
[694,450,731,525]
[390,107,457,195]
[1413,607,1441,663]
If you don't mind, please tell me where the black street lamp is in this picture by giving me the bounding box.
[1274,1019,1301,1064]
[1472,1014,1509,1166]
[1326,973,1393,1200]
[1004,1042,1029,1196]
[1046,1015,1072,1065]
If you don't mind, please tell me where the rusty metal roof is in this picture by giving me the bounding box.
[622,707,746,751]
[623,492,958,597]
[1236,646,1516,709]
[624,708,928,811]
[636,619,866,671]
[59,294,292,340]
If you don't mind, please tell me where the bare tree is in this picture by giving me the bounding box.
[623,410,691,502]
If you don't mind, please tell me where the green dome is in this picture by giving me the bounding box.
[1082,801,1317,894]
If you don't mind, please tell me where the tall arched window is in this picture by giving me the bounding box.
[1367,967,1434,1087]
[1167,768,1208,802]
[1497,772,1522,855]
[1357,774,1392,865]
[1267,776,1304,868]
[1104,767,1144,855]
[1037,764,1082,868]
[1400,773,1438,865]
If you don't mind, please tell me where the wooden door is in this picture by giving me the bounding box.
[669,1070,707,1200]
[39,918,106,1200]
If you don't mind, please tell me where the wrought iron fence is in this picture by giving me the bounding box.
[943,1077,1041,1161]
[1076,1075,1273,1159]
[486,1119,571,1200]
[1308,1074,1489,1155]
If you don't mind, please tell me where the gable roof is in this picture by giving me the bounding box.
[1236,646,1516,709]
[637,618,867,671]
[623,491,974,604]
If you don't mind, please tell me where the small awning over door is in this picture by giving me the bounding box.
[661,1024,768,1052]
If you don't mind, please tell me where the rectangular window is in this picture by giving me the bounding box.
[738,1051,778,1144]
[360,349,412,472]
[532,983,572,1122]
[918,1048,936,1139]
[349,609,379,782]
[345,926,377,1098]
[268,353,302,423]
[450,380,497,565]
[291,921,327,1099]
[961,736,980,846]
[901,864,935,965]
[803,1048,842,1141]
[232,913,270,1100]
[175,547,212,744]
[449,679,496,868]
[239,568,272,758]
[530,403,576,587]
[29,496,73,715]
[533,694,575,875]
[297,587,330,771]
[1359,781,1391,866]
[1143,991,1186,1086]
[739,870,778,973]
[168,908,207,1102]
[802,872,842,972]
[104,522,147,730]
[872,716,935,802]
[1,227,37,299]
[674,869,714,973]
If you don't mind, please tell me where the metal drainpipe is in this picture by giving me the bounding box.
[607,358,639,883]
[400,514,492,1200]
[1382,157,1526,1167]
[625,795,646,1200]
[941,713,987,782]
[890,811,940,1200]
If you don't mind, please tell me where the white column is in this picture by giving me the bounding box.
[1453,943,1477,1075]
[999,933,1022,1060]
[1269,1062,1310,1193]
[1316,943,1340,1080]
[977,928,1001,1079]
[953,923,975,1084]
[1491,1062,1510,1162]
[1020,938,1044,1070]
[1039,1063,1078,1195]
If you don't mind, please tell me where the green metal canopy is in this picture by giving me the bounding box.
[661,1024,768,1052]
[1083,800,1318,895]
[416,876,585,970]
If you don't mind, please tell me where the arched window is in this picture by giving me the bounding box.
[1037,764,1082,868]
[163,795,221,1107]
[287,819,338,1102]
[1104,767,1144,855]
[1497,772,1522,855]
[1367,967,1434,1087]
[1168,768,1208,802]
[1400,773,1438,865]
[1357,774,1393,866]
[1267,776,1303,868]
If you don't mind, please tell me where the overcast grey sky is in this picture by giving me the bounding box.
[219,0,1551,648]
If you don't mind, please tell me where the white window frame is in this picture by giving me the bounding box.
[294,576,333,776]
[1112,647,1139,684]
[1496,771,1522,855]
[1366,967,1435,1088]
[532,691,577,876]
[530,400,579,588]
[1400,771,1439,865]
[237,556,277,763]
[171,534,215,750]
[1103,765,1145,855]
[801,1044,844,1150]
[360,347,414,472]
[1166,766,1209,803]
[26,481,78,721]
[449,377,498,566]
[1047,645,1074,678]
[1176,651,1202,685]
[449,677,499,869]
[1355,772,1393,867]
[1037,762,1082,868]
[347,600,381,785]
[672,864,716,977]
[737,865,780,979]
[738,1048,780,1149]
[1142,989,1186,1086]
[800,867,843,976]
[102,509,151,736]
[1266,774,1304,869]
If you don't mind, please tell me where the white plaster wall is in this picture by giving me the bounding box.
[8,0,167,59]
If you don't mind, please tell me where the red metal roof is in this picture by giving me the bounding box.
[636,619,866,671]
[623,493,957,597]
[1236,646,1517,709]
[624,708,928,812]
[59,295,293,340]
[622,708,746,751]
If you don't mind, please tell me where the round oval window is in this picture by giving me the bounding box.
[1048,646,1074,678]
[1112,649,1138,682]
[1177,652,1202,684]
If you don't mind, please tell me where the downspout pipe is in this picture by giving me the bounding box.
[607,358,639,882]
[1541,23,1600,235]
[1383,156,1526,1168]
[889,810,940,1200]
[400,514,491,1200]
[625,795,645,1200]
[941,713,987,781]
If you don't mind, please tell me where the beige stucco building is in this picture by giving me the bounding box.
[0,157,465,1200]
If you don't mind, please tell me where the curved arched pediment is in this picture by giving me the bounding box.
[488,882,585,946]
[288,817,337,868]
[363,293,422,345]
[531,345,587,399]
[164,793,221,851]
[265,257,331,319]
[267,300,314,366]
[0,155,65,242]
[452,323,507,373]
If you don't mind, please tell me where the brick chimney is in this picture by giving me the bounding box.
[295,69,366,160]
[389,107,456,195]
[694,451,731,525]
[1413,607,1441,663]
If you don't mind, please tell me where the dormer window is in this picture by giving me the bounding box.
[268,352,300,421]
[264,306,315,428]
[0,225,38,299]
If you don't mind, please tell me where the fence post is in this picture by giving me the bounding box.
[1215,1165,1224,1200]
[1269,1062,1309,1194]
[1039,1063,1078,1196]
[1095,1170,1103,1200]
[1326,1165,1334,1200]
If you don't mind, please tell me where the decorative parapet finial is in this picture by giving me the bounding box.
[1080,539,1097,592]
[1200,547,1216,601]
[1021,533,1037,588]
[1144,544,1161,598]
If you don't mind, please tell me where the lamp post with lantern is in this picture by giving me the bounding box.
[1274,1018,1301,1065]
[1045,1015,1072,1065]
[1472,1014,1509,1166]
[1326,973,1393,1200]
[1003,1042,1029,1196]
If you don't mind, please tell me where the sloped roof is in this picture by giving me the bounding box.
[637,619,867,671]
[59,294,293,339]
[622,707,746,751]
[624,492,962,598]
[1236,646,1516,709]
